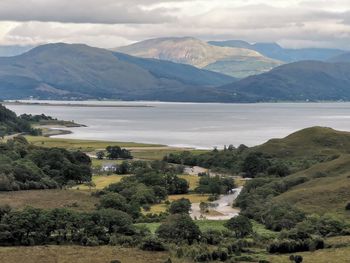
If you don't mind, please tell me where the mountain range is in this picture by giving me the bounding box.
[115,37,282,78]
[0,43,236,101]
[0,39,350,102]
[209,40,345,63]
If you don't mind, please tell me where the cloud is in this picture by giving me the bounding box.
[1,0,350,50]
[0,0,178,24]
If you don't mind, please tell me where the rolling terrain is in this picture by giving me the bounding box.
[116,37,282,78]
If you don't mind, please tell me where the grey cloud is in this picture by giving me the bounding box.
[0,0,180,24]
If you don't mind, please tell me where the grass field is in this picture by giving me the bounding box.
[73,175,125,190]
[0,246,170,263]
[268,246,350,263]
[0,190,98,212]
[25,136,162,152]
[169,194,210,203]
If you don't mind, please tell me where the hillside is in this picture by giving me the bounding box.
[116,37,282,78]
[209,40,345,62]
[274,154,350,217]
[0,43,236,102]
[253,126,350,218]
[328,52,350,63]
[254,127,350,159]
[0,104,39,136]
[220,61,350,102]
[0,45,33,57]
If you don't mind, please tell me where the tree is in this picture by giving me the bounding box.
[225,215,253,238]
[106,146,132,160]
[242,152,271,177]
[168,198,191,214]
[96,151,105,160]
[156,214,201,244]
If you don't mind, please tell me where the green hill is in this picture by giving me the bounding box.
[254,127,350,160]
[274,154,350,218]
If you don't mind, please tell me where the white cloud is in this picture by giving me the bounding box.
[0,0,350,50]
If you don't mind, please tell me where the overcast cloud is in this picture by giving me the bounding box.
[0,0,350,50]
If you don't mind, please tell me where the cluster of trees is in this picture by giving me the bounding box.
[97,161,189,217]
[195,175,235,195]
[0,136,92,190]
[96,146,132,160]
[0,104,41,137]
[19,113,56,122]
[164,149,290,178]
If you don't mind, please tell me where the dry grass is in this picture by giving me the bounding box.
[179,175,200,190]
[268,246,350,263]
[0,246,169,263]
[73,175,125,190]
[168,194,210,203]
[0,189,98,212]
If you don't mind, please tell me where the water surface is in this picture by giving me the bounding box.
[7,101,350,149]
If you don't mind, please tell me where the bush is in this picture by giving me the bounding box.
[156,214,201,244]
[225,215,253,238]
[346,202,350,211]
[169,198,191,214]
[140,237,166,251]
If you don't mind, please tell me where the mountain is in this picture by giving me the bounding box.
[0,45,34,57]
[219,61,350,102]
[328,52,350,63]
[209,40,346,63]
[0,43,237,102]
[115,37,283,78]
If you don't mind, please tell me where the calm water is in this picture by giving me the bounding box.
[6,101,350,149]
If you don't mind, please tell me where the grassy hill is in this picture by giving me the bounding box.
[254,127,350,159]
[116,37,282,78]
[250,127,350,218]
[274,154,350,218]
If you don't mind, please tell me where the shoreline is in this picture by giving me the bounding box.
[3,101,153,108]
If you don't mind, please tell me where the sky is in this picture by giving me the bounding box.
[0,0,350,50]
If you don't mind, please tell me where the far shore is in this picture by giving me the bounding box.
[3,101,153,108]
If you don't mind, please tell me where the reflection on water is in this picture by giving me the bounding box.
[6,101,350,149]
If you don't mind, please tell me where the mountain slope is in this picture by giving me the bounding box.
[209,40,346,63]
[220,61,350,102]
[0,45,33,57]
[116,37,282,78]
[328,52,350,63]
[0,43,236,101]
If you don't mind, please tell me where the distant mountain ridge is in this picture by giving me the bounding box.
[209,40,346,63]
[116,37,282,78]
[219,60,350,102]
[0,43,237,102]
[0,45,34,57]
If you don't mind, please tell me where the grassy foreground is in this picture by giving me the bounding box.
[0,246,170,263]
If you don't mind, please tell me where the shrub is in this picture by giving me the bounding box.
[140,236,166,251]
